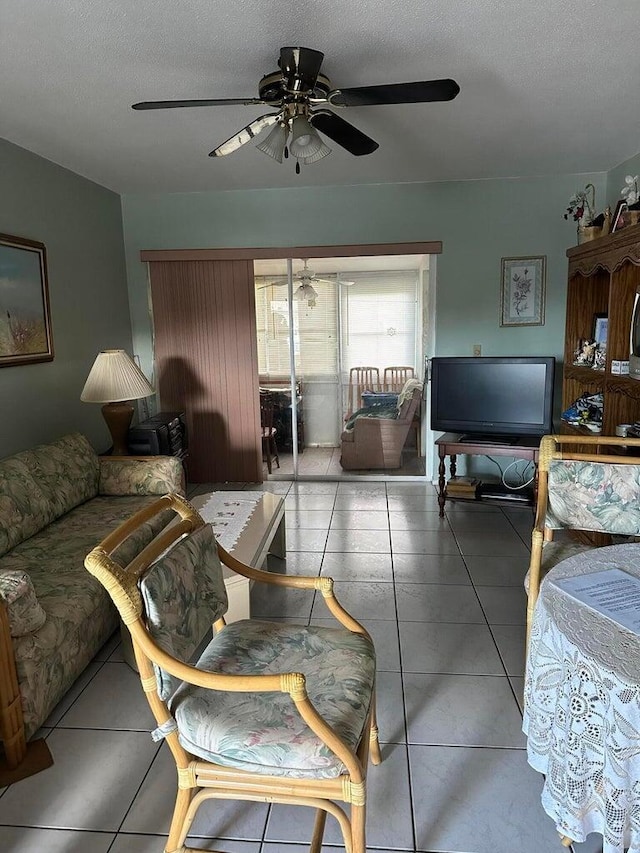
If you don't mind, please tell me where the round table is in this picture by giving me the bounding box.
[524,542,640,853]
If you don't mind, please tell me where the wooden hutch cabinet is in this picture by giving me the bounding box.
[563,224,640,436]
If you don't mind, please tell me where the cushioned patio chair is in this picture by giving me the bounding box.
[527,433,640,644]
[340,380,422,470]
[85,493,381,853]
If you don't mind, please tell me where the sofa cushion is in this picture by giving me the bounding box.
[0,571,47,637]
[344,405,398,432]
[16,433,100,522]
[99,456,184,496]
[0,457,53,558]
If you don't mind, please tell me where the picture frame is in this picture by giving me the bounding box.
[593,313,608,346]
[0,233,54,367]
[611,200,628,233]
[500,256,546,327]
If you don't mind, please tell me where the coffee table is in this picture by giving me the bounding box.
[189,490,286,623]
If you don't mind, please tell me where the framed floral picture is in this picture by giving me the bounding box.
[500,256,546,327]
[0,233,54,366]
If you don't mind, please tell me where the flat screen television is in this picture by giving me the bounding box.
[430,356,555,440]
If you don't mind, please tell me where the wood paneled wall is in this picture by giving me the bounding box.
[148,259,261,483]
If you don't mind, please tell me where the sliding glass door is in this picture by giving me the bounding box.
[254,255,428,479]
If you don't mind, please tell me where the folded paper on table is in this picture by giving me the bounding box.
[550,567,640,635]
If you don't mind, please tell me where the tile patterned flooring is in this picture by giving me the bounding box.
[267,446,426,478]
[0,481,602,852]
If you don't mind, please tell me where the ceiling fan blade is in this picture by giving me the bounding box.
[310,110,378,156]
[327,78,460,107]
[132,97,265,110]
[209,113,282,157]
[279,47,324,90]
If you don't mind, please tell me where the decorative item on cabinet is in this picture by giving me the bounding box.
[563,223,640,437]
[564,184,610,243]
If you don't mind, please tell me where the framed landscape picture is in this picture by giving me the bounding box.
[0,233,54,366]
[500,256,546,327]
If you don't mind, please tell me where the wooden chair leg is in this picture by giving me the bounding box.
[165,787,195,853]
[310,807,327,853]
[272,437,280,468]
[264,440,272,474]
[351,803,367,853]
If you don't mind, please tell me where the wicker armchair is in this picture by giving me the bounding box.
[85,493,381,853]
[527,433,640,644]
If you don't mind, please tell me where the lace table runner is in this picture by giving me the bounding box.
[523,543,640,852]
[197,491,266,551]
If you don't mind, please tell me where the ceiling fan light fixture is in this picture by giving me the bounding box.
[289,114,323,159]
[302,139,332,164]
[296,282,319,304]
[256,121,289,163]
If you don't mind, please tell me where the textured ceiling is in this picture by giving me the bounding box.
[2,1,640,194]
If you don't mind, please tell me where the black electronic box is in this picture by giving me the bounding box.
[127,411,188,458]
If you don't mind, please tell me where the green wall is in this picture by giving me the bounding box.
[121,172,605,385]
[121,171,609,480]
[0,139,133,456]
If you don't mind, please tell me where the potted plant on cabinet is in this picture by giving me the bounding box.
[564,183,609,243]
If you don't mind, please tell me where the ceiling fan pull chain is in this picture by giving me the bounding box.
[295,161,301,175]
[284,145,289,159]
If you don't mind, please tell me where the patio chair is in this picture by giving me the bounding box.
[383,366,415,392]
[85,493,381,853]
[527,433,640,644]
[345,366,380,419]
[260,390,279,474]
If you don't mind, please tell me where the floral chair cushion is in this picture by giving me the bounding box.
[546,460,640,533]
[169,620,375,779]
[140,524,228,701]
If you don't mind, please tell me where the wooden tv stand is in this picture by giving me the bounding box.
[434,432,541,517]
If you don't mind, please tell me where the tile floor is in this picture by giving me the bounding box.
[266,445,425,478]
[0,481,602,852]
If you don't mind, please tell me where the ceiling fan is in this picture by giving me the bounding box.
[258,260,354,307]
[132,46,460,173]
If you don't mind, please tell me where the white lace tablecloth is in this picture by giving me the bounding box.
[196,491,266,551]
[523,542,640,852]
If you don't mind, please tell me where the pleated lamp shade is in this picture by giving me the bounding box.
[81,350,154,454]
[81,350,154,403]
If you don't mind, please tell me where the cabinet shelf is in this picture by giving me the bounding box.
[564,226,640,438]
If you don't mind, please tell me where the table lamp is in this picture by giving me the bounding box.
[81,349,154,455]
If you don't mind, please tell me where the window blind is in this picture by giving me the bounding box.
[255,278,338,379]
[340,270,419,375]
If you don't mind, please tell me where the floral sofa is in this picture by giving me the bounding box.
[0,432,183,779]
